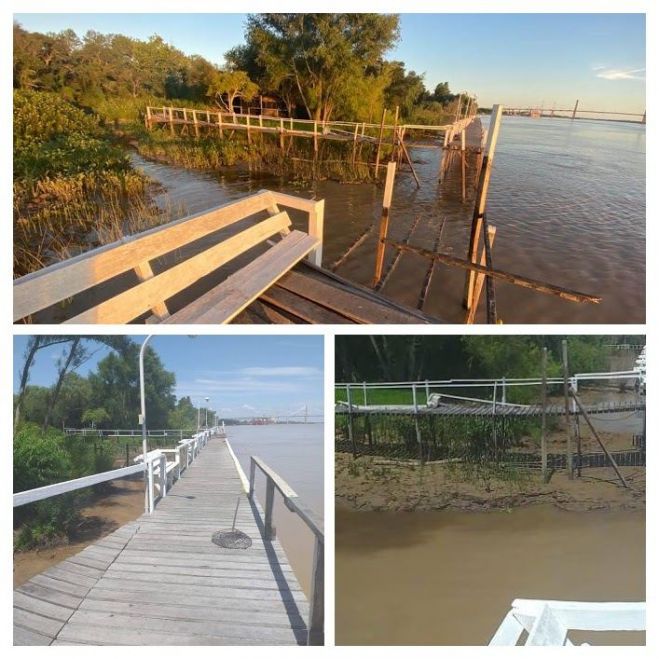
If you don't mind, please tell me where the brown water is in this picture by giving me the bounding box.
[131,115,644,324]
[335,506,645,645]
[225,424,324,598]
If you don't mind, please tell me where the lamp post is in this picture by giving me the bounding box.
[205,397,210,428]
[139,335,154,513]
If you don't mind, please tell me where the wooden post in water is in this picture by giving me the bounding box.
[193,110,199,137]
[246,114,252,144]
[562,339,574,479]
[313,121,318,154]
[541,347,549,482]
[572,99,579,120]
[145,106,152,130]
[218,112,223,138]
[390,105,399,161]
[464,225,496,323]
[460,129,467,201]
[279,117,285,151]
[372,161,397,286]
[463,104,504,311]
[307,200,325,267]
[352,123,359,164]
[168,107,174,135]
[374,108,387,176]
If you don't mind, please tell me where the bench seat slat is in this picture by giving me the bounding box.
[164,231,319,324]
[13,190,276,321]
[65,212,291,324]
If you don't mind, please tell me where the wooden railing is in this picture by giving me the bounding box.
[248,456,324,646]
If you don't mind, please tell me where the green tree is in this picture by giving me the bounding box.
[384,62,426,119]
[81,407,111,428]
[206,69,258,113]
[238,13,400,121]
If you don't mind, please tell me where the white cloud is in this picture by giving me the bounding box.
[239,366,321,377]
[595,67,645,81]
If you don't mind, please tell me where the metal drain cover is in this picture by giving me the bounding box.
[212,529,252,549]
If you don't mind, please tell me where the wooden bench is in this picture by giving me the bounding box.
[13,190,324,324]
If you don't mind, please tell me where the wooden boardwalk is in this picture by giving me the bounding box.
[13,438,310,645]
[337,399,645,418]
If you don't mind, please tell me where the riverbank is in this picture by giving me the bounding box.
[335,451,645,513]
[13,477,144,588]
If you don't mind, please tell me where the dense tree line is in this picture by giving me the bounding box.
[14,336,210,431]
[335,335,645,383]
[14,15,473,124]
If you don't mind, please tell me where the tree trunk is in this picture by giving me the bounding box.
[14,337,43,431]
[43,338,80,431]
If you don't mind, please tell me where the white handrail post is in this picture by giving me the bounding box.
[362,382,367,406]
[159,453,167,498]
[425,379,430,402]
[502,377,506,404]
[147,458,155,513]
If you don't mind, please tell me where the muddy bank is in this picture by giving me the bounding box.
[13,477,144,587]
[336,505,645,645]
[335,452,645,513]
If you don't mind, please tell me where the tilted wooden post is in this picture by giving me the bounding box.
[372,161,397,286]
[460,128,467,201]
[572,99,579,120]
[562,340,574,479]
[465,225,497,323]
[463,104,504,311]
[541,347,549,482]
[569,388,629,488]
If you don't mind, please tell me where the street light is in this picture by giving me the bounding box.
[139,335,154,514]
[205,397,210,428]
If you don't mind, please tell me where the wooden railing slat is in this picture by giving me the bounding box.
[65,212,292,324]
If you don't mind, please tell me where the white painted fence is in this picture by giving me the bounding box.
[490,599,646,646]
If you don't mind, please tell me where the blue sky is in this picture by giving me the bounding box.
[14,13,645,113]
[13,335,324,418]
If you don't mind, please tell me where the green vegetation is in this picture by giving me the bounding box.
[13,15,475,271]
[13,337,214,550]
[13,89,156,275]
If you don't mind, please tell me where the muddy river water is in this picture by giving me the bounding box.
[335,506,645,645]
[132,115,644,324]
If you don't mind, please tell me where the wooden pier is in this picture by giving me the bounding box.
[13,436,320,646]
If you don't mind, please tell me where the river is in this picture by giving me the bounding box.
[335,506,645,645]
[131,115,644,324]
[224,424,323,598]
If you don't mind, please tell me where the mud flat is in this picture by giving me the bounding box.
[335,451,645,513]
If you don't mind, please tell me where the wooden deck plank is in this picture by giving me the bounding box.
[165,231,319,324]
[14,436,310,646]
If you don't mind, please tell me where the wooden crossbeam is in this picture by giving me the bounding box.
[385,240,601,304]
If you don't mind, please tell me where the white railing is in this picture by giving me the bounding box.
[490,599,645,646]
[336,367,645,408]
[13,427,221,512]
[63,428,195,439]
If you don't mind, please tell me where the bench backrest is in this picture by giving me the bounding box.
[14,189,323,323]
